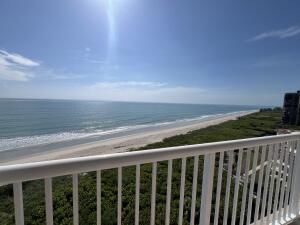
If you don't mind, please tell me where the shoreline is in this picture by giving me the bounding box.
[0,110,257,165]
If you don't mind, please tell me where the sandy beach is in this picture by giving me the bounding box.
[0,110,256,165]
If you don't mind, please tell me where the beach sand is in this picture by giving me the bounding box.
[0,111,256,165]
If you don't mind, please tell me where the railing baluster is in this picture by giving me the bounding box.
[246,147,259,225]
[231,149,243,225]
[45,178,53,225]
[190,156,199,225]
[254,146,267,225]
[223,151,234,225]
[278,142,290,222]
[260,145,274,222]
[13,182,24,225]
[97,171,101,225]
[135,164,140,225]
[118,167,122,225]
[214,152,224,225]
[151,162,157,225]
[284,141,295,219]
[290,140,300,218]
[199,153,215,225]
[239,150,251,225]
[165,160,173,225]
[179,157,187,225]
[267,144,279,224]
[272,143,285,224]
[72,174,79,225]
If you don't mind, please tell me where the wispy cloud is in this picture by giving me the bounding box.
[247,26,300,42]
[0,50,40,67]
[49,73,86,80]
[89,81,167,89]
[0,49,40,81]
[84,81,206,104]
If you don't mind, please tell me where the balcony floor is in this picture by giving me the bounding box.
[291,219,300,225]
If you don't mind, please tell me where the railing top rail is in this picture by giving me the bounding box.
[0,133,300,186]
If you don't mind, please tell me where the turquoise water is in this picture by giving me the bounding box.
[0,99,259,152]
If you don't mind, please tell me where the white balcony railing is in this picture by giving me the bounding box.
[1,133,300,225]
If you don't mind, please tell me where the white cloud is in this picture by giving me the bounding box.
[247,26,300,42]
[0,50,39,67]
[89,81,167,89]
[83,81,205,103]
[0,49,40,81]
[50,74,86,80]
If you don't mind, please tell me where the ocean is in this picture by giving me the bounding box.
[0,99,259,155]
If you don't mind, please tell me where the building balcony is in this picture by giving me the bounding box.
[0,133,300,225]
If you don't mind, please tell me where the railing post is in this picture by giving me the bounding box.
[178,157,187,225]
[45,178,53,225]
[165,160,173,225]
[13,182,24,225]
[199,153,215,225]
[72,174,79,225]
[135,164,140,225]
[118,167,122,225]
[150,162,157,225]
[290,140,300,218]
[97,171,101,225]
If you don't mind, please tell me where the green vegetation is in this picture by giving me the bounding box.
[138,110,282,150]
[0,110,285,225]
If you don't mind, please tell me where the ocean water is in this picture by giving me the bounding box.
[0,99,259,153]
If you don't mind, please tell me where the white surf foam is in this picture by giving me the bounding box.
[0,110,255,152]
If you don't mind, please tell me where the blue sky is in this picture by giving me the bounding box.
[0,0,300,106]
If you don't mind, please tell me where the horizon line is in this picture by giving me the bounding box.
[0,97,276,108]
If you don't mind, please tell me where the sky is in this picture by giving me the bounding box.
[0,0,300,106]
